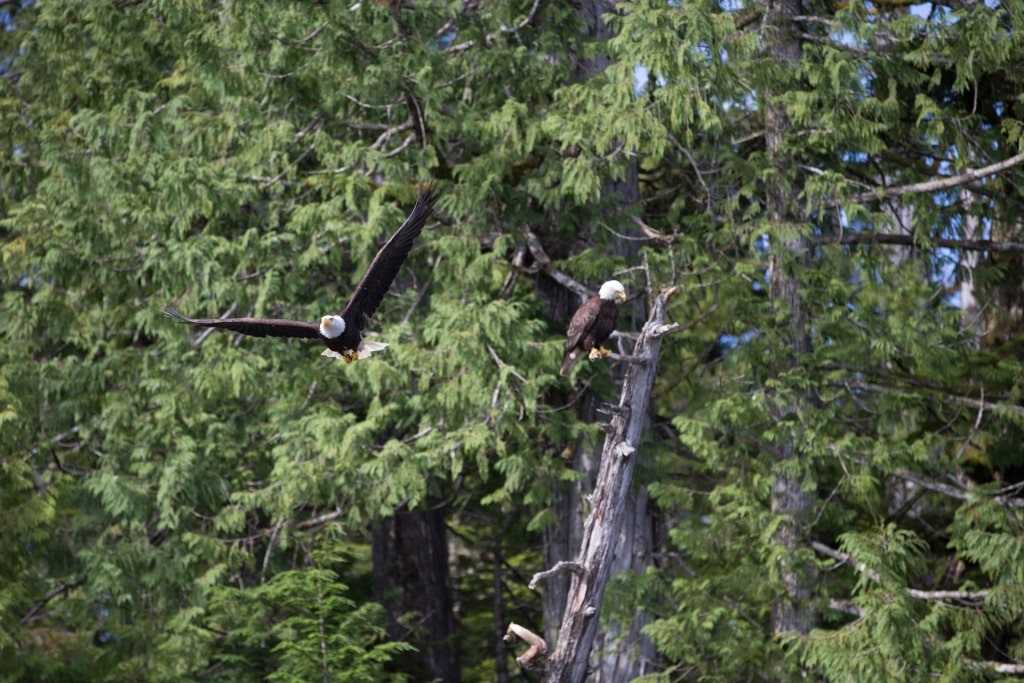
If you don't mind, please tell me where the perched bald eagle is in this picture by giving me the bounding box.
[558,280,627,377]
[165,185,437,363]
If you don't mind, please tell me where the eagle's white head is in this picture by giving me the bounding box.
[599,280,627,303]
[320,315,346,339]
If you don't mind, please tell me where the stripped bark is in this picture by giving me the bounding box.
[523,292,677,682]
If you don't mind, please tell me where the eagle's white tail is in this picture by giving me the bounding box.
[357,340,389,357]
[321,340,390,362]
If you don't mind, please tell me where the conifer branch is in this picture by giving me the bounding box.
[667,133,712,204]
[830,151,1024,208]
[486,344,527,383]
[843,379,1024,421]
[812,541,880,581]
[500,0,542,35]
[401,263,436,326]
[20,580,85,624]
[812,541,990,602]
[827,598,863,617]
[892,468,1024,509]
[521,228,592,300]
[813,232,1024,254]
[261,519,285,583]
[259,141,318,191]
[295,508,344,530]
[443,0,542,54]
[187,301,238,347]
[29,425,82,459]
[381,131,418,158]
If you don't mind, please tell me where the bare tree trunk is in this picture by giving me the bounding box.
[764,0,817,639]
[530,293,677,683]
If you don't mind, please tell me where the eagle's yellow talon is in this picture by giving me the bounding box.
[342,350,360,363]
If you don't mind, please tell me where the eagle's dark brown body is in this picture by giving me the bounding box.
[559,280,626,377]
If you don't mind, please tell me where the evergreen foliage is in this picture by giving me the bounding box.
[1,0,1024,681]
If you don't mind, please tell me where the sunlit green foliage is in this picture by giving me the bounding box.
[2,0,1024,680]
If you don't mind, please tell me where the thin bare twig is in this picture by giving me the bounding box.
[382,132,417,158]
[261,519,285,583]
[487,344,528,384]
[296,508,345,530]
[369,119,414,152]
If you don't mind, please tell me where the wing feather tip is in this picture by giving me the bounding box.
[163,306,189,322]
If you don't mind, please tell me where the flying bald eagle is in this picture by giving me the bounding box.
[558,279,627,377]
[165,184,437,363]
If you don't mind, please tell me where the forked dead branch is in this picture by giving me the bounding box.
[507,289,679,682]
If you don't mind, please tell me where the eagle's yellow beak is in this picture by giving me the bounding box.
[617,291,628,303]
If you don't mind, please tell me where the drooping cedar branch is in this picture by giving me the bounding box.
[518,290,677,682]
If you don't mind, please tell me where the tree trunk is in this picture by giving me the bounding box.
[373,507,461,683]
[589,489,659,680]
[536,293,677,683]
[764,0,817,640]
[538,1,656,675]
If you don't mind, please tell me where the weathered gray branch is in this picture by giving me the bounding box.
[829,151,1024,208]
[529,561,584,590]
[892,468,1024,509]
[521,228,592,301]
[813,232,1024,254]
[530,292,671,683]
[967,659,1024,674]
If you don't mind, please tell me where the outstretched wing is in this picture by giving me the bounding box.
[164,307,321,339]
[565,295,601,351]
[339,183,437,330]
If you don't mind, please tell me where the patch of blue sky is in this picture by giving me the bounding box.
[632,64,667,99]
[719,329,759,350]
